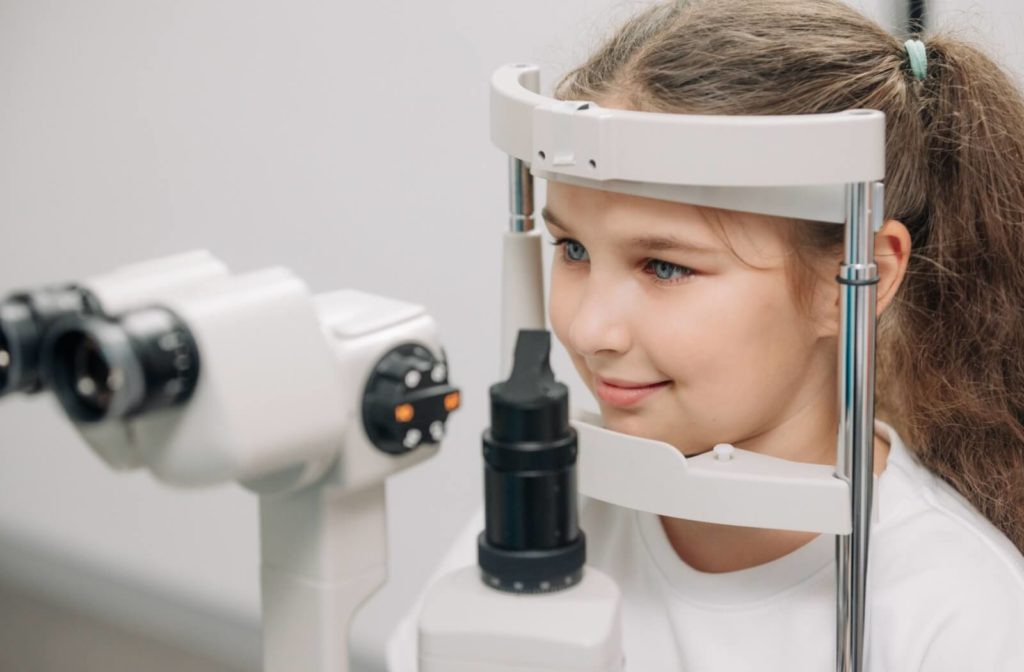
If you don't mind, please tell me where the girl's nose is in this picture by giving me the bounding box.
[567,283,632,357]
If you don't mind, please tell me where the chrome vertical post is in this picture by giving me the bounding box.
[501,155,545,375]
[509,156,534,233]
[835,181,882,672]
[506,61,539,235]
[499,69,545,375]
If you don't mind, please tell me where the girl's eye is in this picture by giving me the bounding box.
[565,240,589,262]
[550,238,590,263]
[645,259,693,283]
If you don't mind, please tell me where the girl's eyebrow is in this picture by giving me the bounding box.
[541,207,573,233]
[541,206,722,255]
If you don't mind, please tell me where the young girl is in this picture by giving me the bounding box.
[391,0,1024,668]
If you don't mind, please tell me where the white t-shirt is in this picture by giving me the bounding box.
[388,421,1024,671]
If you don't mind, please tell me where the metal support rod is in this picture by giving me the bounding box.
[908,0,927,36]
[499,66,545,372]
[835,182,881,672]
[501,156,545,375]
[509,156,535,232]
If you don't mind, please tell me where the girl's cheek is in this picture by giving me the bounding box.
[645,295,731,378]
[548,273,575,347]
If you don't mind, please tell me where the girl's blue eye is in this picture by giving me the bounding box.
[563,239,589,262]
[647,259,692,282]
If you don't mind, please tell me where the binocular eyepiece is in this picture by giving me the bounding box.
[0,286,100,397]
[0,284,200,422]
[45,308,200,423]
[3,258,459,490]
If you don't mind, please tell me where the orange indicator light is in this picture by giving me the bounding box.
[395,403,415,423]
[444,392,461,412]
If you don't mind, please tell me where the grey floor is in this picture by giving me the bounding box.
[0,581,253,672]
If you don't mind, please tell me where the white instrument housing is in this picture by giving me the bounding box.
[420,565,623,672]
[82,250,231,315]
[59,257,456,672]
[73,269,447,492]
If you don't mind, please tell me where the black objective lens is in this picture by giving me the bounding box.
[0,286,98,398]
[44,306,200,423]
[478,329,585,594]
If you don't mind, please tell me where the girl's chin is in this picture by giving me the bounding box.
[596,410,702,455]
[598,410,664,437]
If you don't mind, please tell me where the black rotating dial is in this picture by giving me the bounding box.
[362,343,460,455]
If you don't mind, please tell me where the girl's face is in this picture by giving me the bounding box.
[546,181,839,459]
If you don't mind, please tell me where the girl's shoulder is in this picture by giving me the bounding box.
[867,421,1024,667]
[874,419,1024,588]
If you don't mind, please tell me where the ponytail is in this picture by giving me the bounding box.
[876,36,1024,549]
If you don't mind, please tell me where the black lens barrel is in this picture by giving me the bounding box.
[478,330,585,594]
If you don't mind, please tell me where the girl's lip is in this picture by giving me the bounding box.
[595,377,670,407]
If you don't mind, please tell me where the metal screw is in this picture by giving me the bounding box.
[403,428,423,449]
[404,370,422,388]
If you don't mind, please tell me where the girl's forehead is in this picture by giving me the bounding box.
[545,181,789,263]
[546,181,711,230]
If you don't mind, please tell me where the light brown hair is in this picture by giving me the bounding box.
[556,0,1024,551]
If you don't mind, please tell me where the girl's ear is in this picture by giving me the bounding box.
[817,219,912,337]
[873,219,912,316]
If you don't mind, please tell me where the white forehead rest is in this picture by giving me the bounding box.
[490,64,886,224]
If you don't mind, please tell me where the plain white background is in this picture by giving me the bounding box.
[0,1,1015,670]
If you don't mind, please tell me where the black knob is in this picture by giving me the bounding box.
[362,343,460,455]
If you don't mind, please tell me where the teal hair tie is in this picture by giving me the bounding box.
[904,38,928,81]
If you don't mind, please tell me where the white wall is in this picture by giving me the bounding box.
[0,1,908,669]
[929,0,1024,78]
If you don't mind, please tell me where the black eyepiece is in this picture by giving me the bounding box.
[44,307,200,423]
[0,286,98,398]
